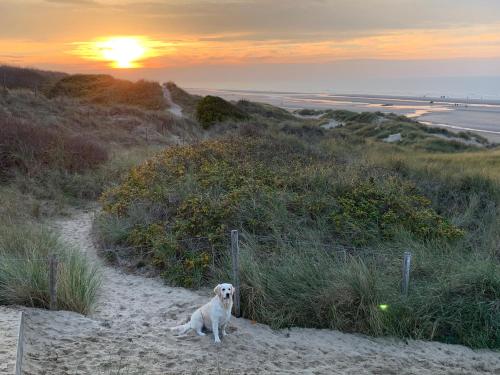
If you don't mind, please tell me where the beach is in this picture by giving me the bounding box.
[189,89,500,142]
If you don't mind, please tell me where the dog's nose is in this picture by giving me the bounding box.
[225,293,230,298]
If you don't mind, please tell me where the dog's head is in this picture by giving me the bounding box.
[213,283,234,303]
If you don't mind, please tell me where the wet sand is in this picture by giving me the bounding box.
[188,88,500,142]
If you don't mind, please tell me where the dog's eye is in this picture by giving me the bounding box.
[222,288,225,291]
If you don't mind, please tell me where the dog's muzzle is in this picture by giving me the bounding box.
[225,293,231,299]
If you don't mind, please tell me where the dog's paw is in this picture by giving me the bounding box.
[214,338,222,344]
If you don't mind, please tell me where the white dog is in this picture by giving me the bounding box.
[171,283,234,344]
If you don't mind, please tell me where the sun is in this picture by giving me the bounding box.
[97,37,146,68]
[73,36,172,69]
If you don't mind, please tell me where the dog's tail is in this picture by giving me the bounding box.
[169,321,191,335]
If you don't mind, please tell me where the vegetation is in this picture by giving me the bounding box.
[294,108,326,116]
[196,95,248,128]
[1,116,108,177]
[49,74,167,110]
[1,67,498,347]
[165,81,202,116]
[97,128,500,348]
[320,110,490,152]
[0,65,66,94]
[0,68,211,316]
[0,221,100,314]
[236,100,297,121]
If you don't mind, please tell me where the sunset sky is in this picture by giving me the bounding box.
[2,0,500,94]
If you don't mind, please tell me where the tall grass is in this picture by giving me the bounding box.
[217,230,500,348]
[96,131,500,348]
[230,237,386,334]
[0,223,100,314]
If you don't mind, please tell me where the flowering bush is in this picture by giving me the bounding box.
[100,136,463,287]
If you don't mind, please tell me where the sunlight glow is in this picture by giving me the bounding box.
[72,36,173,68]
[98,37,146,68]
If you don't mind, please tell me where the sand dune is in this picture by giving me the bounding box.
[20,211,500,374]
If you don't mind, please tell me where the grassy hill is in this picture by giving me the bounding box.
[97,116,499,348]
[1,67,498,348]
[0,65,67,94]
[317,110,490,152]
[49,74,167,110]
[164,81,202,116]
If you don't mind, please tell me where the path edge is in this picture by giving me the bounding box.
[15,311,25,375]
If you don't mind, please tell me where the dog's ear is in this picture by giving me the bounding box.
[230,285,235,296]
[213,284,221,296]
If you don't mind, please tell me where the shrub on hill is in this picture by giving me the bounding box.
[0,116,108,179]
[195,96,248,128]
[0,65,66,93]
[97,132,500,348]
[99,136,462,284]
[49,74,167,110]
[323,110,490,152]
[236,100,296,121]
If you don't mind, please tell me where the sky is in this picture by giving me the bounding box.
[1,0,500,96]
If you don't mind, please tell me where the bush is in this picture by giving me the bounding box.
[331,178,464,246]
[97,132,499,348]
[0,223,100,314]
[99,137,461,285]
[0,116,108,178]
[236,100,296,121]
[196,96,248,128]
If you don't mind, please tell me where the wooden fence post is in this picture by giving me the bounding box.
[49,255,58,310]
[401,251,412,297]
[231,230,241,317]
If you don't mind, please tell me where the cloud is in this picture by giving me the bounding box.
[116,0,500,37]
[44,0,100,5]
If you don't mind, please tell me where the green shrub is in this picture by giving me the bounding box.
[331,178,464,246]
[236,100,296,121]
[99,137,462,286]
[97,132,499,348]
[195,96,248,128]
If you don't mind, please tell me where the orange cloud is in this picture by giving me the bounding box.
[1,25,500,70]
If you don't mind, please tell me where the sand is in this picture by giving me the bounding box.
[163,85,184,118]
[189,88,500,143]
[0,307,22,374]
[20,211,500,374]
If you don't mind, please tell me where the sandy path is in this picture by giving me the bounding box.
[21,211,500,374]
[163,85,184,118]
[0,307,21,374]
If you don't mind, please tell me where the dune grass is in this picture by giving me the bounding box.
[0,222,100,314]
[48,74,167,110]
[96,129,500,348]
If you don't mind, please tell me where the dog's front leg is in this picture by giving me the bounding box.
[221,323,228,337]
[212,318,221,344]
